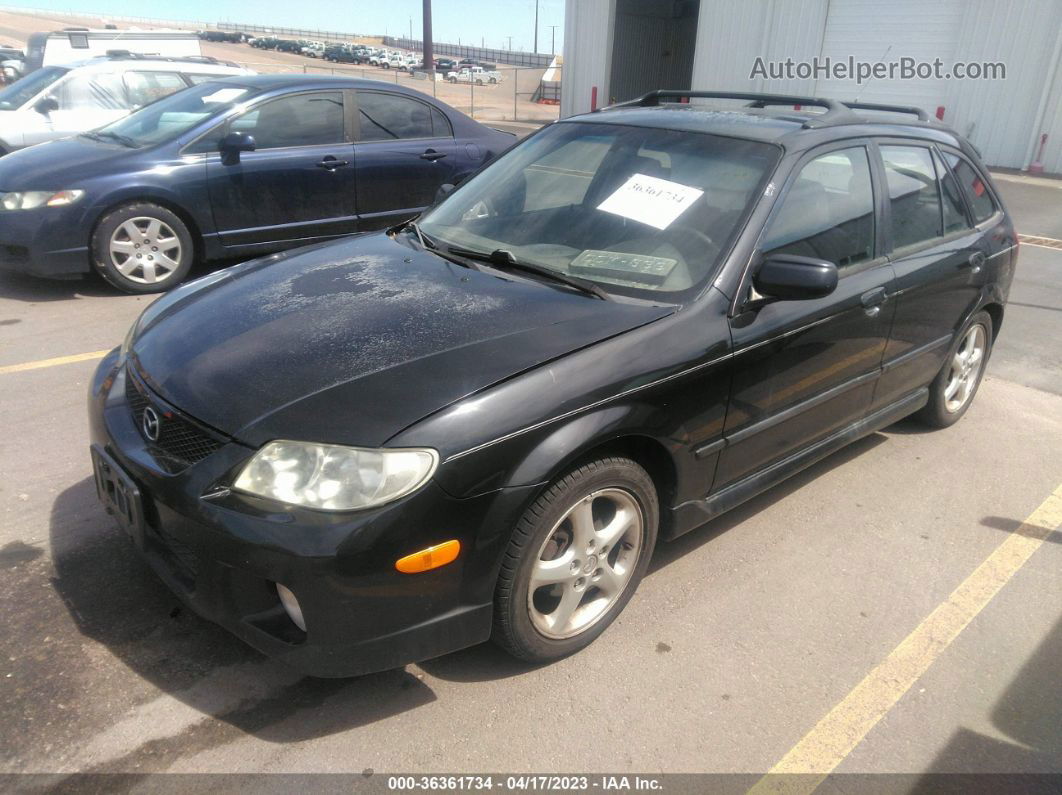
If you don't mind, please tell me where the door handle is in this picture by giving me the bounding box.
[316,157,349,170]
[420,149,447,161]
[966,251,986,274]
[860,286,888,308]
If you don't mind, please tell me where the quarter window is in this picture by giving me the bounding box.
[230,91,345,149]
[881,145,941,250]
[933,149,970,234]
[357,93,435,140]
[944,152,996,223]
[763,147,875,268]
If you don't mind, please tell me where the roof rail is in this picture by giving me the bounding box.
[603,90,863,127]
[102,51,238,67]
[841,101,931,121]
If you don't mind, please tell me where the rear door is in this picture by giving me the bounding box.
[715,142,895,490]
[351,90,462,230]
[202,89,358,251]
[871,142,986,410]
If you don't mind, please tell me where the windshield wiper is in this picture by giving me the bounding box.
[388,218,438,249]
[446,246,609,300]
[83,130,138,148]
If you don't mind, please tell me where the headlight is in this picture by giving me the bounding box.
[0,189,84,210]
[233,441,439,511]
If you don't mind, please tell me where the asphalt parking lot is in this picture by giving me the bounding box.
[0,175,1059,784]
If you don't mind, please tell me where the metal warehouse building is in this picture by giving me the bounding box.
[561,0,1062,171]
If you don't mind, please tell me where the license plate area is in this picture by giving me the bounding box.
[91,444,145,546]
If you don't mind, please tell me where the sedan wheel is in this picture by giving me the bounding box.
[109,217,183,286]
[528,488,643,639]
[943,323,987,413]
[493,457,658,662]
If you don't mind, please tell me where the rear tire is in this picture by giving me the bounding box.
[493,457,658,663]
[916,310,993,428]
[91,203,194,294]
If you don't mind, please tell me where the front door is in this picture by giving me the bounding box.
[351,90,461,230]
[715,143,894,490]
[204,90,357,251]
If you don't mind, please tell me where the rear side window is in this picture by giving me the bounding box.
[123,71,187,109]
[881,145,941,250]
[944,152,996,223]
[933,149,970,234]
[356,92,434,140]
[763,147,875,269]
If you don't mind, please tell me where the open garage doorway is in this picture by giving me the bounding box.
[608,0,700,105]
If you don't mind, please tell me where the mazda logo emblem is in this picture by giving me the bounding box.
[142,406,161,442]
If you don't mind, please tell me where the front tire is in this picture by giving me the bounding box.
[917,310,993,428]
[91,203,194,294]
[493,457,658,663]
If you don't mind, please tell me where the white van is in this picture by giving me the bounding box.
[0,55,251,153]
[23,29,203,73]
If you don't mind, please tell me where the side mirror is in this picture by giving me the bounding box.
[219,131,256,165]
[34,96,59,115]
[753,253,838,301]
[433,182,456,204]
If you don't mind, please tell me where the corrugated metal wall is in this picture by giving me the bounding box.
[566,0,1062,169]
[561,0,615,119]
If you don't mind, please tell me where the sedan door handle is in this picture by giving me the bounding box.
[861,286,888,308]
[966,251,986,273]
[316,157,349,170]
[420,149,447,162]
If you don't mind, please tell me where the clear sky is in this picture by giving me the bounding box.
[20,0,567,53]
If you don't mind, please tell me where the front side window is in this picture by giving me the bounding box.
[123,71,188,109]
[54,71,127,110]
[229,91,345,149]
[98,81,262,148]
[419,121,780,299]
[881,145,941,250]
[356,92,435,141]
[762,147,875,269]
[0,65,67,109]
[944,152,996,223]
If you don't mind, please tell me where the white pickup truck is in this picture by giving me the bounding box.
[446,66,502,85]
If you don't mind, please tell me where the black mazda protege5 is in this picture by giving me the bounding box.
[89,91,1017,676]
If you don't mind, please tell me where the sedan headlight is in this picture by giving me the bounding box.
[0,189,84,210]
[233,441,439,511]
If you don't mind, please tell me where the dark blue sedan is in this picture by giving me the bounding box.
[0,74,515,292]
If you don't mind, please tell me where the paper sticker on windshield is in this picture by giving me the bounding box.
[201,88,248,104]
[596,173,704,230]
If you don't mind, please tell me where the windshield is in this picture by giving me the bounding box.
[93,81,262,148]
[0,66,67,110]
[419,121,780,300]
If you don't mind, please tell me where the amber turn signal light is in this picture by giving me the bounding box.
[395,539,461,574]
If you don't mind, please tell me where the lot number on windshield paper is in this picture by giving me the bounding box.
[596,173,704,230]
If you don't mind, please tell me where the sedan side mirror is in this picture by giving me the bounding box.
[753,253,838,301]
[433,182,456,205]
[34,96,59,116]
[219,131,256,165]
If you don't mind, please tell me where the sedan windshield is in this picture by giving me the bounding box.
[92,81,262,148]
[419,121,780,299]
[0,66,67,110]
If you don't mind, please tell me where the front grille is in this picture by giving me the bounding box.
[125,370,224,472]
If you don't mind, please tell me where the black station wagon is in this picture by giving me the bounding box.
[89,91,1017,676]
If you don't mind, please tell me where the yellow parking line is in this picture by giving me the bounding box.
[749,483,1062,795]
[0,350,110,375]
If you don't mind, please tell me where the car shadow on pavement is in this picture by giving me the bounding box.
[0,271,115,302]
[45,476,437,757]
[981,515,1062,544]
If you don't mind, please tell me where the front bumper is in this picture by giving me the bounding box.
[87,350,536,677]
[0,201,91,277]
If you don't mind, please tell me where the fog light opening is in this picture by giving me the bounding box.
[275,583,306,632]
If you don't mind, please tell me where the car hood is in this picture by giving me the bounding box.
[0,136,136,188]
[130,233,674,448]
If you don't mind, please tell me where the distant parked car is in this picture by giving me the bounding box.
[434,57,457,71]
[0,74,515,292]
[447,66,501,85]
[0,54,251,154]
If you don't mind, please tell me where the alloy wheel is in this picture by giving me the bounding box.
[527,487,644,640]
[944,323,987,413]
[109,217,183,285]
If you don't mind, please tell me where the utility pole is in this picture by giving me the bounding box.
[533,0,539,53]
[506,35,512,51]
[408,17,412,44]
[548,24,558,54]
[422,0,434,74]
